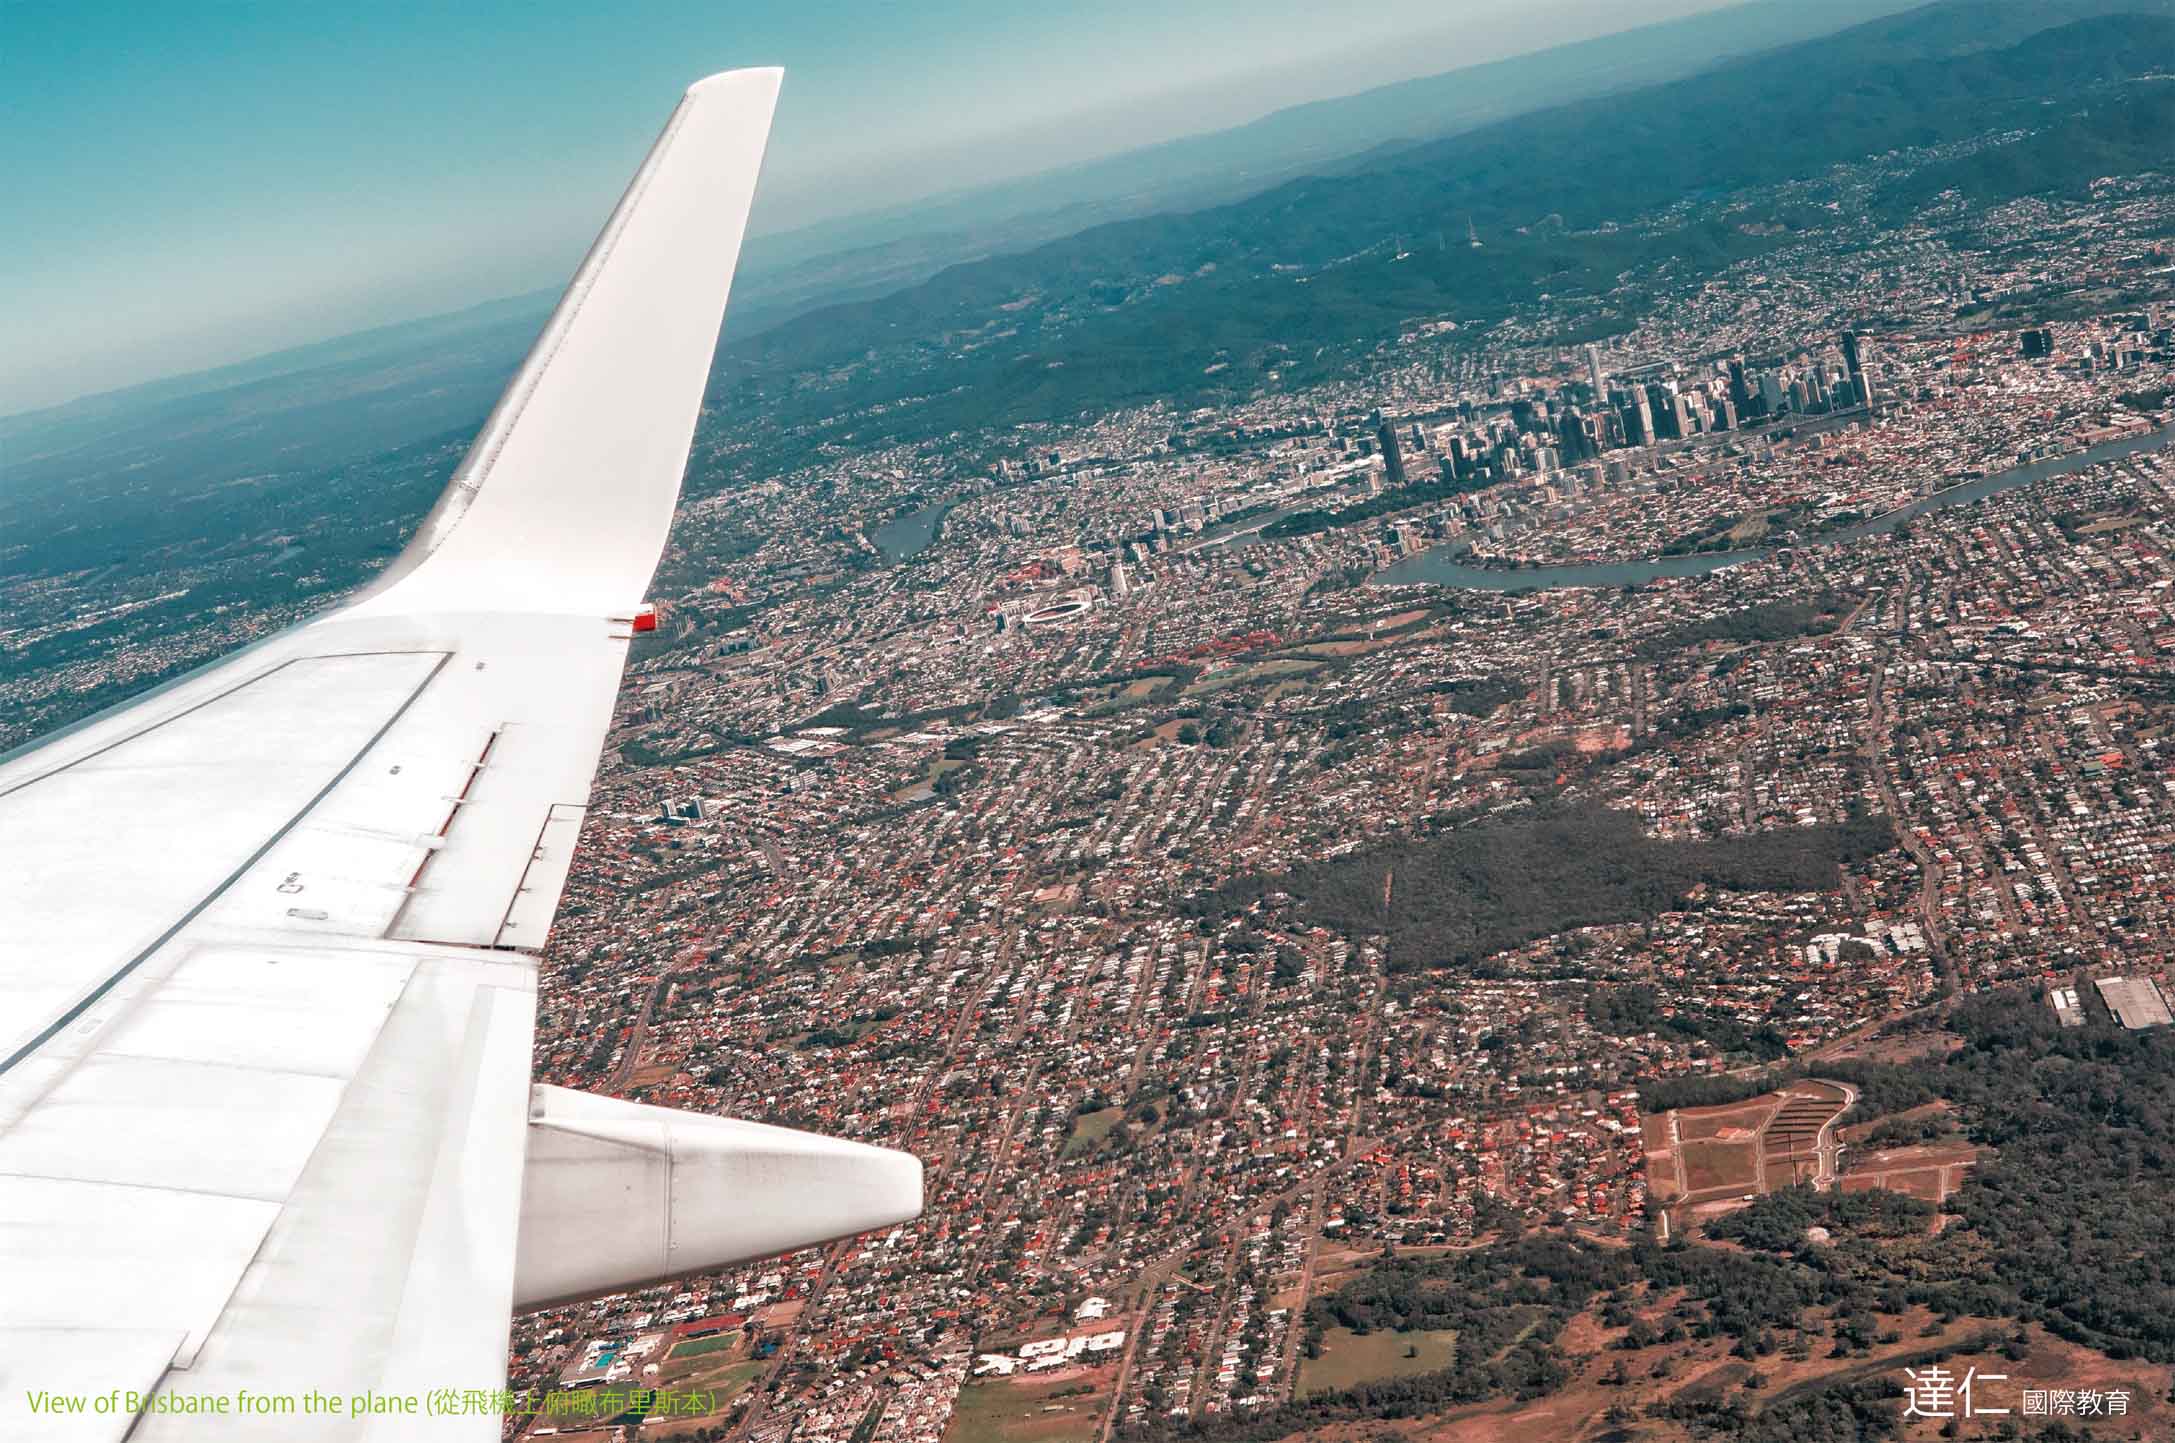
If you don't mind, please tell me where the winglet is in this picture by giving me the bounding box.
[688,64,782,99]
[351,68,783,621]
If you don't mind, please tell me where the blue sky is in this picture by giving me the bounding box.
[2,0,1739,414]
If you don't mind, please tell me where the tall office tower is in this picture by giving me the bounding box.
[1375,413,1408,486]
[1716,396,1738,432]
[1759,372,1786,415]
[1840,331,1873,410]
[1583,412,1609,457]
[1584,343,1606,399]
[1644,382,1679,441]
[1558,409,1588,463]
[1624,392,1653,446]
[1728,357,1752,413]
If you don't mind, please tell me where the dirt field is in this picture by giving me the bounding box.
[1761,1083,1849,1187]
[1678,1104,1769,1142]
[1641,1118,1681,1204]
[1681,1140,1761,1195]
[1647,1080,1856,1224]
[1836,1142,1978,1204]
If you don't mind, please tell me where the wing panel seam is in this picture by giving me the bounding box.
[0,650,448,800]
[0,653,453,1078]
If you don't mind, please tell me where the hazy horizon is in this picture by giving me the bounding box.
[1,0,1771,418]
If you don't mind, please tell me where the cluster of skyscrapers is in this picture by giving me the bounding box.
[1429,334,1875,482]
[1562,333,1874,464]
[1336,335,1886,497]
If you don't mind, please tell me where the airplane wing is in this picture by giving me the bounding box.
[0,68,920,1441]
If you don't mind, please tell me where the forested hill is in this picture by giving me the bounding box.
[709,0,2175,447]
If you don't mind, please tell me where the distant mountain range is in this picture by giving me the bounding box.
[721,0,1930,336]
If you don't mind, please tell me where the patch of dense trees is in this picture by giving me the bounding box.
[1654,700,1754,739]
[1918,991,2175,1361]
[1122,1238,1607,1443]
[1318,1235,1631,1337]
[1645,1376,1908,1443]
[1633,1242,1850,1342]
[1634,594,1854,660]
[1495,739,1579,773]
[1659,505,1807,557]
[1588,983,1789,1061]
[1813,1062,1944,1123]
[1125,1227,1935,1443]
[1704,1185,1934,1253]
[1295,1206,1990,1399]
[1424,675,1529,717]
[1192,805,1894,974]
[1853,1112,1955,1149]
[803,699,978,736]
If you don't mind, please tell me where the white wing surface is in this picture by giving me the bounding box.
[0,68,921,1441]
